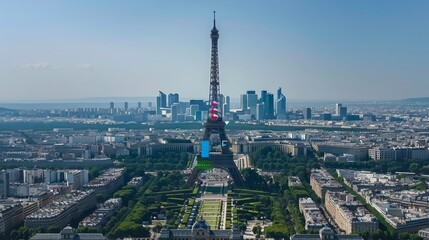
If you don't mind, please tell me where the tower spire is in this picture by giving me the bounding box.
[213,11,216,28]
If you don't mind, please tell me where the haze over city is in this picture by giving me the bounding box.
[1,1,429,102]
[4,2,429,240]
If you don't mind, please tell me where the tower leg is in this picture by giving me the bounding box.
[187,168,202,187]
[226,166,245,187]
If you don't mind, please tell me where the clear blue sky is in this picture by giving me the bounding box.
[1,1,428,102]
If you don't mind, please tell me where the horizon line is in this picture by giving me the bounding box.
[0,96,426,104]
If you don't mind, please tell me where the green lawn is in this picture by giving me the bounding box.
[197,200,223,229]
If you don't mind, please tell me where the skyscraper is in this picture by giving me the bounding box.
[190,104,199,117]
[168,93,179,107]
[0,170,10,198]
[266,93,275,119]
[156,91,167,114]
[335,103,342,116]
[304,107,312,120]
[339,106,348,118]
[137,102,142,109]
[190,99,207,112]
[171,104,178,122]
[336,103,347,118]
[219,94,224,108]
[256,103,265,120]
[260,90,267,103]
[223,96,230,114]
[259,90,268,119]
[109,102,114,109]
[124,102,129,111]
[240,94,248,112]
[276,87,286,118]
[246,90,258,115]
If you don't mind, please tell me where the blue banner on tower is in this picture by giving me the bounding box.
[201,140,209,158]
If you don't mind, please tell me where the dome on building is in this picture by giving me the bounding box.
[192,218,211,231]
[61,226,75,234]
[319,226,334,236]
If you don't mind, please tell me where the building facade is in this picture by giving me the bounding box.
[325,191,378,234]
[159,219,242,240]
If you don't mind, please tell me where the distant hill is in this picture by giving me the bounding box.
[400,97,429,103]
[0,107,18,112]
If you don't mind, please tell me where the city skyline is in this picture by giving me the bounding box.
[1,1,429,102]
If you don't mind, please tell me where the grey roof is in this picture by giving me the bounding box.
[31,233,106,240]
[170,229,193,236]
[211,230,232,236]
[31,233,60,240]
[169,229,232,237]
[291,234,363,240]
[77,233,107,240]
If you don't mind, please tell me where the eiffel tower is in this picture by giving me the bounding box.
[187,12,245,187]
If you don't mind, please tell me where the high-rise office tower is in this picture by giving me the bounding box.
[174,93,179,105]
[260,90,267,104]
[124,102,129,111]
[190,99,207,112]
[240,94,248,112]
[109,102,114,109]
[219,94,224,109]
[339,106,348,118]
[246,90,258,115]
[259,90,268,119]
[321,113,332,121]
[266,93,275,119]
[276,87,286,118]
[223,96,230,114]
[256,103,265,120]
[156,91,167,114]
[156,98,161,114]
[304,107,312,119]
[335,103,342,116]
[218,94,225,113]
[168,93,173,107]
[171,104,178,122]
[0,170,10,198]
[190,104,199,117]
[336,103,347,118]
[137,102,142,109]
[168,93,179,107]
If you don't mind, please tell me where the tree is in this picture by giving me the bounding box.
[152,224,163,233]
[264,225,290,239]
[89,167,102,180]
[10,227,41,240]
[114,187,136,204]
[252,225,262,238]
[410,163,421,173]
[113,222,150,238]
[238,223,247,233]
[47,226,61,233]
[241,168,268,191]
[410,234,423,240]
[96,193,105,203]
[77,226,99,233]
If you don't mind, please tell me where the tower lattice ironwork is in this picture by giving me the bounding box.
[187,12,245,187]
[209,11,220,108]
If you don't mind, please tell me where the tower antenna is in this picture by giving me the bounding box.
[213,11,216,27]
